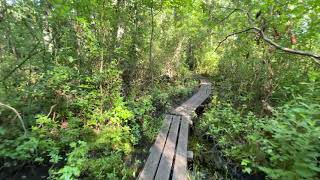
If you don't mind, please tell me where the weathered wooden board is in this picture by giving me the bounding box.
[138,115,173,180]
[139,79,212,180]
[172,117,189,180]
[154,115,181,180]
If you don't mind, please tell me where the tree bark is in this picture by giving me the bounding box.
[149,0,154,81]
[42,2,53,54]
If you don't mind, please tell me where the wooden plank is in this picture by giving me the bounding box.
[139,79,212,180]
[187,151,194,161]
[139,115,173,180]
[179,84,210,112]
[154,115,181,180]
[172,117,189,180]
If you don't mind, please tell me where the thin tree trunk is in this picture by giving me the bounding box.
[109,0,122,62]
[148,0,155,82]
[100,49,104,114]
[98,1,106,114]
[2,1,19,60]
[42,2,53,54]
[73,18,83,72]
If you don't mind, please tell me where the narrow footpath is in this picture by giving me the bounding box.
[139,79,212,180]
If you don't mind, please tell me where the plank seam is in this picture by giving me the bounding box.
[171,115,182,179]
[153,114,173,180]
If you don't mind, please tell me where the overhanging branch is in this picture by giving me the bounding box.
[253,27,320,61]
[214,28,254,52]
[217,9,239,23]
[215,27,320,63]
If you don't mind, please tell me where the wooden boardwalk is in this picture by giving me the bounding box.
[139,79,212,180]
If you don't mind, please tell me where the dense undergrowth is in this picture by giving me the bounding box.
[194,44,320,180]
[200,81,320,179]
[0,73,196,179]
[186,0,320,179]
[0,0,200,179]
[191,69,320,180]
[1,0,320,179]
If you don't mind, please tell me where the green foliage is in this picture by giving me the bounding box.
[200,83,320,179]
[168,83,194,101]
[0,136,37,166]
[85,153,134,180]
[0,134,61,167]
[1,0,319,179]
[141,115,163,142]
[0,115,62,167]
[54,141,89,180]
[51,125,135,179]
[92,125,134,154]
[151,88,170,111]
[199,100,261,161]
[257,96,320,179]
[128,95,158,142]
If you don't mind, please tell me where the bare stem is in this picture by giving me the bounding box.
[0,102,27,136]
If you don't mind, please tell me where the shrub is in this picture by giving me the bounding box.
[257,99,320,179]
[200,92,320,179]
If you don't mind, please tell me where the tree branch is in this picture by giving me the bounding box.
[214,28,255,52]
[214,6,255,25]
[217,9,239,23]
[2,41,44,82]
[214,27,320,63]
[253,27,320,61]
[47,104,57,117]
[0,102,27,137]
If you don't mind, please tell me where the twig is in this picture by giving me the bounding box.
[47,104,57,117]
[214,28,255,52]
[52,112,56,121]
[214,6,255,25]
[217,9,239,23]
[1,41,44,82]
[0,102,27,136]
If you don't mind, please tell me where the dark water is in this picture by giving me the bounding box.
[0,164,50,180]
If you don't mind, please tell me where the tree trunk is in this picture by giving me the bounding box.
[109,0,123,62]
[147,0,155,82]
[42,2,53,55]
